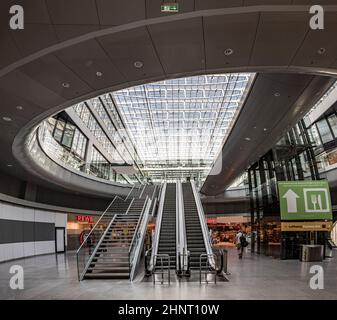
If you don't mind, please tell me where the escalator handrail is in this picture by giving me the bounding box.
[190,180,215,269]
[150,182,167,270]
[177,181,188,273]
[129,197,152,281]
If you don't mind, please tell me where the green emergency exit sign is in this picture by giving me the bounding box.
[278,180,332,221]
[161,3,179,13]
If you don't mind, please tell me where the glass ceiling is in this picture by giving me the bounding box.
[112,73,254,182]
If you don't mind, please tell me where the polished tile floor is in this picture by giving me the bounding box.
[1,248,337,300]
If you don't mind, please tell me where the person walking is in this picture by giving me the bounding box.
[238,232,248,259]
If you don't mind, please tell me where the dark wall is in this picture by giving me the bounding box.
[35,186,110,211]
[0,219,55,244]
[0,171,25,198]
[0,170,110,211]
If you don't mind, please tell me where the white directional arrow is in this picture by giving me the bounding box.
[283,189,300,213]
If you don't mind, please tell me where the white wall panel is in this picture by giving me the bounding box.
[34,209,55,223]
[55,212,67,227]
[23,242,35,257]
[35,241,55,255]
[21,207,35,222]
[1,204,23,221]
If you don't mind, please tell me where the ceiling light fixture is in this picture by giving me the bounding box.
[96,71,103,77]
[224,48,234,56]
[62,82,70,88]
[317,47,326,55]
[134,61,144,69]
[274,92,280,97]
[245,137,251,141]
[7,164,13,167]
[16,105,23,110]
[263,128,268,132]
[2,116,12,122]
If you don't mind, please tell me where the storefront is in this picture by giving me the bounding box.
[207,215,250,247]
[67,214,99,250]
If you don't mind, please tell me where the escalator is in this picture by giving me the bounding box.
[182,182,207,269]
[155,183,177,269]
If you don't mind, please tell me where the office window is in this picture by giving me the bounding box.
[316,119,334,144]
[327,113,337,138]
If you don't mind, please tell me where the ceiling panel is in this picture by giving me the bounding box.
[46,0,99,25]
[0,31,21,69]
[55,39,126,90]
[19,54,92,100]
[195,0,243,10]
[250,13,309,66]
[23,0,52,24]
[54,24,100,42]
[204,13,259,70]
[96,0,146,26]
[0,70,65,109]
[98,27,164,82]
[146,0,194,19]
[11,24,58,56]
[244,0,291,4]
[291,12,337,68]
[148,18,205,75]
[293,0,337,4]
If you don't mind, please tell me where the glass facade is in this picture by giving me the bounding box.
[90,147,111,181]
[112,73,254,182]
[37,73,254,184]
[48,115,88,161]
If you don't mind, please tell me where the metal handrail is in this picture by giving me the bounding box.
[151,182,167,269]
[76,196,118,254]
[153,254,171,284]
[125,197,135,215]
[78,214,117,281]
[191,180,215,269]
[177,181,188,274]
[199,253,217,284]
[139,184,147,198]
[126,184,136,200]
[175,182,180,273]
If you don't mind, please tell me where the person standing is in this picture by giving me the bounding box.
[239,232,248,259]
[235,230,243,253]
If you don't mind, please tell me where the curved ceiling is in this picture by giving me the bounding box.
[1,1,337,196]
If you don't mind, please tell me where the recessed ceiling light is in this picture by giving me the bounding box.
[134,61,144,69]
[263,128,268,132]
[96,71,103,77]
[317,47,326,55]
[2,116,12,122]
[224,48,234,56]
[274,92,280,97]
[16,105,23,110]
[62,82,70,88]
[245,137,251,141]
[7,164,13,167]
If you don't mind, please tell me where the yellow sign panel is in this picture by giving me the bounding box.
[281,221,332,232]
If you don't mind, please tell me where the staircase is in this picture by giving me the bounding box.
[182,183,206,269]
[84,198,146,279]
[156,183,177,269]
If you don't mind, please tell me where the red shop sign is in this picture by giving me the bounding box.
[76,215,94,223]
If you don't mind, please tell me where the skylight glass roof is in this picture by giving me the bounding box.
[112,73,254,182]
